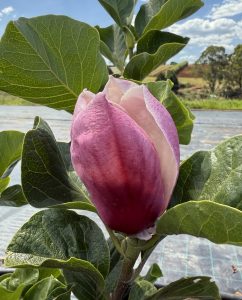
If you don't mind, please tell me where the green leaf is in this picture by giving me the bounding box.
[96,25,127,72]
[124,43,186,81]
[137,31,189,54]
[23,276,66,300]
[98,0,137,27]
[34,116,74,171]
[147,81,194,144]
[0,15,108,113]
[0,281,26,300]
[57,142,73,172]
[0,131,24,178]
[21,119,88,207]
[0,177,10,193]
[143,264,162,284]
[5,210,108,299]
[128,280,157,300]
[0,185,28,207]
[6,209,110,277]
[2,269,39,291]
[148,276,220,300]
[135,0,203,36]
[63,270,105,300]
[51,201,97,212]
[104,260,123,296]
[157,200,242,246]
[49,285,72,300]
[0,269,39,300]
[171,135,242,209]
[107,234,123,271]
[38,268,65,283]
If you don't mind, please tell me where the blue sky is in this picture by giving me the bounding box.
[0,0,241,63]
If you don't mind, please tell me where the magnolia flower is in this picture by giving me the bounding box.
[71,76,179,235]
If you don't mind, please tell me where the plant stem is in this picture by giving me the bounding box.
[112,256,137,300]
[112,238,140,300]
[132,235,165,280]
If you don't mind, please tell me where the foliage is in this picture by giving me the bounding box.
[196,46,228,93]
[223,44,242,96]
[196,44,242,98]
[0,0,241,299]
[231,45,242,89]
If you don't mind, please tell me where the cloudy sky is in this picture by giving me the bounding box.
[0,0,241,63]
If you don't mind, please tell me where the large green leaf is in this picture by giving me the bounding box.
[98,0,137,27]
[5,209,108,299]
[147,81,194,145]
[157,201,242,246]
[0,185,28,207]
[6,209,109,277]
[124,43,186,80]
[0,15,108,113]
[96,25,126,72]
[0,131,24,178]
[137,31,189,54]
[149,276,220,300]
[21,118,88,207]
[135,0,203,36]
[171,135,242,209]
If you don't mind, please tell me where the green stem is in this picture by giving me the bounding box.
[112,255,137,300]
[132,235,165,280]
[112,238,140,300]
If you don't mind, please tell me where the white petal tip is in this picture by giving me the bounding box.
[131,225,156,241]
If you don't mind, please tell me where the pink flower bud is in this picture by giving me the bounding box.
[71,76,179,235]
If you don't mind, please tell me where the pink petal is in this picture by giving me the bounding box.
[71,92,164,234]
[103,75,138,104]
[73,89,95,120]
[119,85,180,203]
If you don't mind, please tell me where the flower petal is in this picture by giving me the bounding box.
[73,89,95,120]
[71,92,164,234]
[103,75,138,104]
[120,85,180,203]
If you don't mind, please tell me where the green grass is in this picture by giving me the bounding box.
[182,98,242,110]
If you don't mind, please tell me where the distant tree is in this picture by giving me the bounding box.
[196,46,228,93]
[231,45,242,89]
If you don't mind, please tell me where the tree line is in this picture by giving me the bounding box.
[196,45,242,98]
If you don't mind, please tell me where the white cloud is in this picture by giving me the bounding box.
[169,17,242,54]
[1,6,14,15]
[209,0,242,19]
[179,54,197,63]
